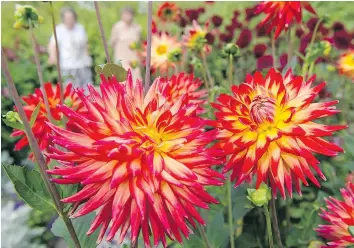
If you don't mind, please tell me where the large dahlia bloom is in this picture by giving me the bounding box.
[157,2,180,22]
[11,82,81,160]
[316,183,354,247]
[338,50,354,80]
[144,32,181,74]
[212,69,346,198]
[159,73,207,113]
[256,1,316,39]
[46,71,224,246]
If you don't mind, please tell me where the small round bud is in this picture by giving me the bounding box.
[246,183,271,207]
[321,40,331,56]
[321,14,331,25]
[326,64,336,72]
[168,48,182,63]
[130,60,138,69]
[223,43,240,57]
[4,111,22,124]
[13,20,23,29]
[38,15,44,24]
[190,56,202,69]
[129,42,137,50]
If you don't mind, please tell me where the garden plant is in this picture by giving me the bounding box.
[1,1,354,248]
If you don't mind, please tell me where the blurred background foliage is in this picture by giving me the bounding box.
[1,1,354,248]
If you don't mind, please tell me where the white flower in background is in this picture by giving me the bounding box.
[1,202,45,248]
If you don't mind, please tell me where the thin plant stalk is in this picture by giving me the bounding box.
[270,198,283,248]
[200,63,210,91]
[94,1,111,63]
[196,222,212,248]
[287,26,293,66]
[264,204,274,248]
[302,18,322,79]
[144,1,153,94]
[1,50,81,248]
[49,1,64,106]
[271,32,277,68]
[29,24,55,124]
[227,175,235,248]
[201,51,213,87]
[228,55,233,88]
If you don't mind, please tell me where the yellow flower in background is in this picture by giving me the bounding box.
[183,20,209,51]
[338,50,354,80]
[144,32,181,74]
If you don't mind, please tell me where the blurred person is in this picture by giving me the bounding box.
[110,6,142,80]
[47,7,92,89]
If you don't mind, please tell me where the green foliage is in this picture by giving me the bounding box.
[2,164,56,212]
[94,63,127,81]
[51,212,99,248]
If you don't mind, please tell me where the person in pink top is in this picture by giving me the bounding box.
[110,6,142,80]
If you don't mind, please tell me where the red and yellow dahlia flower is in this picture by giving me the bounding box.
[183,20,209,51]
[338,50,354,81]
[144,32,181,74]
[212,68,346,198]
[256,1,316,39]
[159,73,207,113]
[46,71,224,247]
[316,183,354,247]
[11,82,82,160]
[157,2,180,22]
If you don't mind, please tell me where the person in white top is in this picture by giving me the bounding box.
[48,7,92,89]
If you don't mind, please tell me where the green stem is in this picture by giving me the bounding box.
[271,32,277,68]
[307,62,315,79]
[197,222,212,248]
[302,18,322,79]
[287,26,293,66]
[270,198,283,248]
[201,50,213,87]
[1,50,81,248]
[94,1,111,63]
[29,24,55,124]
[200,61,210,91]
[227,175,235,248]
[144,1,153,94]
[228,55,233,88]
[264,204,274,248]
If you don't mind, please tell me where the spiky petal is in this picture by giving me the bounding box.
[159,73,207,114]
[256,1,316,39]
[316,183,354,247]
[46,71,224,247]
[11,82,82,160]
[212,68,346,198]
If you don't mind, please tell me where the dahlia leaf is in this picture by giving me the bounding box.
[29,102,41,128]
[2,164,56,212]
[95,63,127,82]
[51,212,99,248]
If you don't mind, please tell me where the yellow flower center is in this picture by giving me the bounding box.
[188,31,206,48]
[343,53,354,67]
[250,95,276,125]
[156,44,168,55]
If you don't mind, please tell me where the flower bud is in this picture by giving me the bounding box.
[3,111,22,124]
[246,183,271,207]
[168,48,182,63]
[321,40,332,56]
[130,60,138,69]
[129,42,137,50]
[13,4,43,30]
[326,64,336,72]
[223,43,240,57]
[38,15,44,24]
[190,56,202,69]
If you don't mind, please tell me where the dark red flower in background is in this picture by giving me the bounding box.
[179,15,188,28]
[333,30,352,50]
[152,20,157,34]
[256,1,316,39]
[279,53,288,70]
[206,32,215,45]
[236,29,252,49]
[296,28,305,38]
[332,22,345,32]
[257,55,274,70]
[219,33,233,43]
[253,44,267,58]
[185,9,201,22]
[256,22,271,37]
[245,5,258,21]
[211,15,223,27]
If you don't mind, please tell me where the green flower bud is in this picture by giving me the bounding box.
[321,14,331,25]
[129,42,137,50]
[3,111,22,124]
[190,56,202,69]
[13,4,43,30]
[13,20,23,29]
[38,15,44,24]
[246,183,271,207]
[168,48,182,63]
[130,60,138,69]
[223,43,240,57]
[321,40,331,56]
[308,241,326,248]
[326,64,336,72]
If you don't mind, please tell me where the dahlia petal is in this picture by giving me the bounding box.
[62,184,100,203]
[163,154,197,181]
